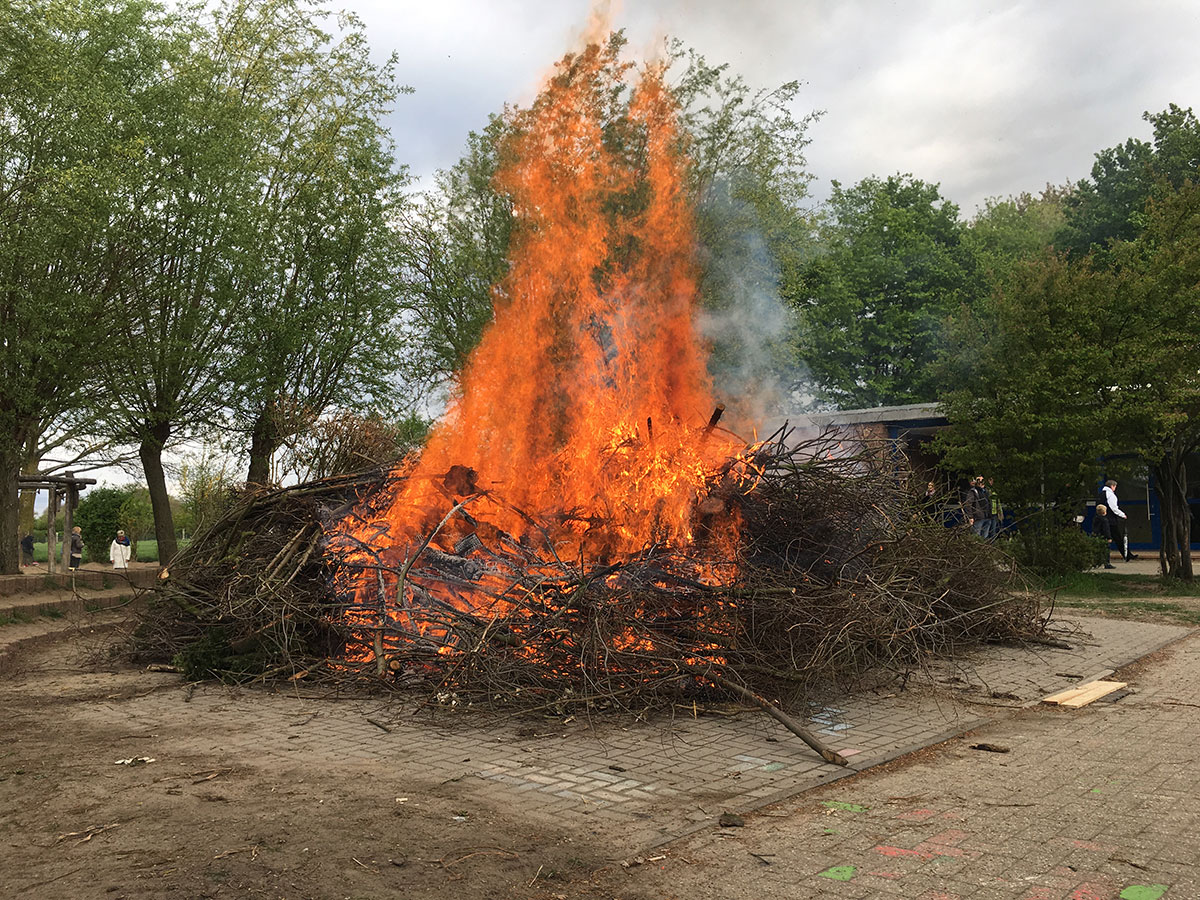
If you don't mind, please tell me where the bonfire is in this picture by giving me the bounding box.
[134,39,1045,764]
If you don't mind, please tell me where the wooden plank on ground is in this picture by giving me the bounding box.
[1043,680,1127,708]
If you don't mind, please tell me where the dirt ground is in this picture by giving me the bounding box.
[0,625,607,900]
[2,580,1197,900]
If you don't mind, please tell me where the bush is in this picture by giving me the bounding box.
[1009,515,1109,576]
[73,487,128,563]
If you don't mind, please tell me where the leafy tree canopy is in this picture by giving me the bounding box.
[1060,103,1200,256]
[794,174,975,408]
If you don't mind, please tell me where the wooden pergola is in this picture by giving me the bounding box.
[18,472,97,574]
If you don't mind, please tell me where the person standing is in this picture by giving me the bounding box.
[964,476,988,536]
[1091,504,1117,569]
[68,526,84,571]
[20,533,35,567]
[984,477,1003,540]
[1100,479,1137,561]
[110,529,132,571]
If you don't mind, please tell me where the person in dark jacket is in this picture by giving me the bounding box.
[963,476,989,536]
[68,526,84,571]
[20,533,34,567]
[1091,504,1117,569]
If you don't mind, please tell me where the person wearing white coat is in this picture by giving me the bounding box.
[110,530,133,570]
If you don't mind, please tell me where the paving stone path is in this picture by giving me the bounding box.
[51,614,1188,850]
[606,626,1200,899]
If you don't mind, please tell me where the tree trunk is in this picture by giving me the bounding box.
[140,423,178,565]
[1170,450,1194,581]
[246,405,277,488]
[0,449,22,575]
[1154,453,1193,582]
[18,437,39,538]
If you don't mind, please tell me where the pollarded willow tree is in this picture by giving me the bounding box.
[94,0,411,559]
[0,0,169,574]
[222,2,411,488]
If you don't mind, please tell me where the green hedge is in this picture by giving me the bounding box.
[1009,519,1109,576]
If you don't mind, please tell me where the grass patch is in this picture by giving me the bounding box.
[0,610,33,626]
[31,538,186,564]
[1054,596,1200,626]
[1038,571,1200,598]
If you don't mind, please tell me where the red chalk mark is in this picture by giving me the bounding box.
[1020,888,1058,900]
[1069,885,1108,900]
[875,829,978,861]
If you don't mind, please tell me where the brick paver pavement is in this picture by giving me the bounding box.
[604,627,1200,899]
[45,614,1188,850]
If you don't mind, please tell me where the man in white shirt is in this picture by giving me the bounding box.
[1100,479,1138,562]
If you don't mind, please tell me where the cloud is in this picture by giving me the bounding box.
[341,0,1200,210]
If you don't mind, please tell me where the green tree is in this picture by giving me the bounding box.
[1108,181,1200,579]
[671,42,820,415]
[220,2,411,486]
[1060,103,1200,257]
[177,451,237,539]
[938,181,1200,580]
[0,0,167,573]
[964,186,1069,278]
[935,250,1125,511]
[795,175,975,408]
[118,486,154,554]
[95,0,409,560]
[393,118,513,394]
[91,1,258,563]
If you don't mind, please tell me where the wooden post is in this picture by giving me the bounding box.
[46,489,59,575]
[64,476,78,571]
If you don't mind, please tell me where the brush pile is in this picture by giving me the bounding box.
[133,430,1045,719]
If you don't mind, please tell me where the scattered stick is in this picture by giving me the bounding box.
[700,671,848,766]
[439,849,519,868]
[56,823,120,845]
[213,845,260,860]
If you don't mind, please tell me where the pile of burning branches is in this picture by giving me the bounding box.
[133,430,1045,749]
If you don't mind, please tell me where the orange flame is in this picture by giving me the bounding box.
[331,39,745,659]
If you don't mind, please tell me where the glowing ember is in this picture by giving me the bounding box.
[330,39,751,662]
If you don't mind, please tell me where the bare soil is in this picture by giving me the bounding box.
[0,626,610,900]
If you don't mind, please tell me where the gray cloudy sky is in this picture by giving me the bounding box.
[341,0,1200,215]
